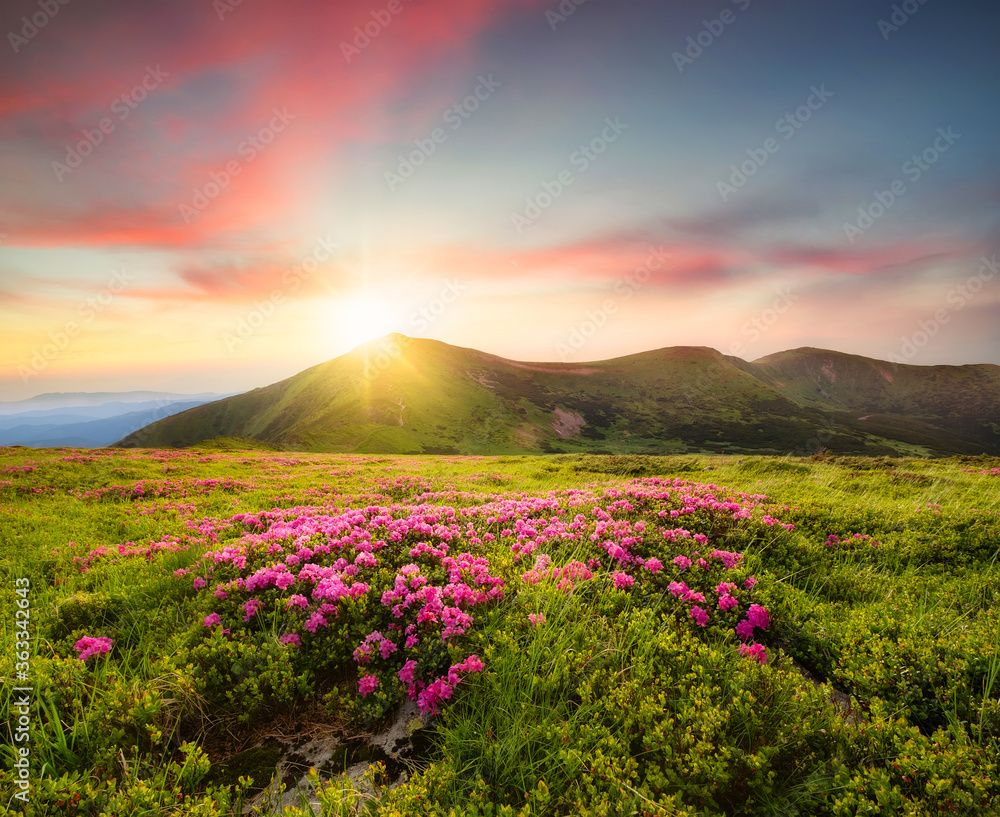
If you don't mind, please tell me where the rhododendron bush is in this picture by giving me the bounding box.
[177,478,778,720]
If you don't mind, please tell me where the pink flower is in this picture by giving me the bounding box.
[355,552,378,568]
[203,613,221,627]
[612,571,635,589]
[417,678,454,715]
[447,654,485,684]
[718,594,739,612]
[353,632,382,663]
[441,607,473,641]
[739,643,768,665]
[305,611,328,632]
[735,620,755,641]
[668,581,688,598]
[709,549,743,570]
[528,613,546,626]
[672,555,692,570]
[73,636,113,662]
[458,654,484,673]
[747,603,770,630]
[279,633,301,646]
[242,598,262,622]
[398,659,418,685]
[689,606,709,627]
[285,594,309,610]
[606,544,628,562]
[743,576,758,589]
[644,558,663,573]
[405,634,419,649]
[358,675,379,697]
[193,576,207,590]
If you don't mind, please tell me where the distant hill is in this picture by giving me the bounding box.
[0,394,229,448]
[0,391,223,415]
[114,335,1000,456]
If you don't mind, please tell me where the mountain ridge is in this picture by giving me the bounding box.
[115,335,1000,456]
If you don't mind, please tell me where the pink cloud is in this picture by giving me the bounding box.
[764,242,971,276]
[0,0,548,251]
[414,238,744,290]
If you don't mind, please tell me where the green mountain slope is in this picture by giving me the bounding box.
[115,335,1000,456]
[749,347,1000,454]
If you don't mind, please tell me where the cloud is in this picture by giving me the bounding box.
[669,194,825,241]
[0,0,548,251]
[409,235,746,295]
[762,243,972,277]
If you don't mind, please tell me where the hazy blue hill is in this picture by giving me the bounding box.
[0,398,224,447]
[0,391,224,414]
[115,335,1000,456]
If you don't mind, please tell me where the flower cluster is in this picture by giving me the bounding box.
[825,532,881,549]
[79,477,250,503]
[357,552,503,713]
[73,535,192,573]
[394,653,485,715]
[962,467,1000,476]
[177,476,785,717]
[74,636,113,662]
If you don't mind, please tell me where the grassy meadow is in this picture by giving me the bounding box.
[1,445,998,815]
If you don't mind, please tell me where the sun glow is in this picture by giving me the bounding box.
[334,295,400,348]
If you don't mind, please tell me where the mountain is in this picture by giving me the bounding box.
[0,391,223,415]
[750,348,1000,454]
[114,335,1000,456]
[0,394,230,448]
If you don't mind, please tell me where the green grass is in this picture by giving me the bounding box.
[1,447,998,815]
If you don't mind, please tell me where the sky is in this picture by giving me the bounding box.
[1,0,998,401]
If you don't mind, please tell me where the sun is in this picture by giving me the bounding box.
[334,294,399,348]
